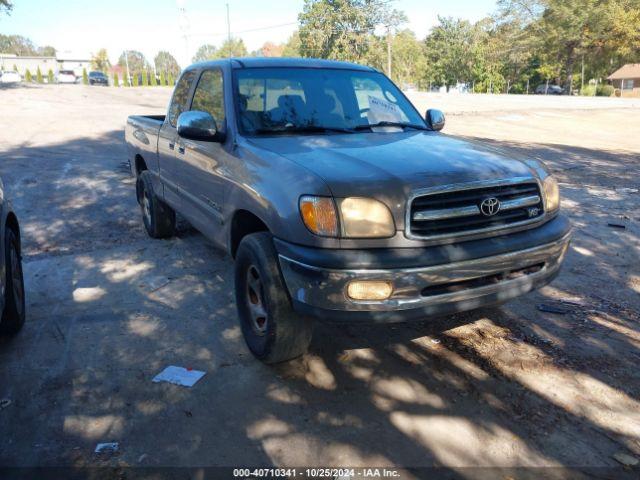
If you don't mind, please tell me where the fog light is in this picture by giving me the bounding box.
[347,280,393,301]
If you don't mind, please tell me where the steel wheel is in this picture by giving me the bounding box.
[245,264,268,335]
[142,189,152,226]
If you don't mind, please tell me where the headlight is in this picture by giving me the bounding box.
[299,195,338,237]
[337,197,395,238]
[543,176,560,212]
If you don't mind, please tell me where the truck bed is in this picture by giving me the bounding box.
[125,114,166,176]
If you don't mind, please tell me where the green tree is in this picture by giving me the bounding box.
[36,66,43,83]
[282,31,302,57]
[1,0,12,14]
[498,0,640,93]
[118,50,149,73]
[141,70,149,86]
[149,69,157,86]
[0,34,37,55]
[25,69,32,82]
[298,0,406,62]
[82,68,88,85]
[218,38,248,58]
[122,71,130,87]
[47,68,54,83]
[38,45,56,56]
[192,44,218,62]
[113,72,120,87]
[389,29,426,87]
[168,72,175,86]
[154,51,180,77]
[132,72,139,87]
[423,17,479,88]
[91,48,111,73]
[160,70,166,86]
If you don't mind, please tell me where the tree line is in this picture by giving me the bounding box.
[3,0,639,93]
[192,0,640,94]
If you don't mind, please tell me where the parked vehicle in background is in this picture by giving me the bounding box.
[57,70,77,84]
[0,176,25,335]
[88,71,108,86]
[0,71,21,84]
[125,58,571,364]
[535,84,564,95]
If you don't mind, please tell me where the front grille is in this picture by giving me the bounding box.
[409,180,544,239]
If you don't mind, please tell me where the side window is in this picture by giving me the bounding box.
[191,69,225,126]
[168,70,196,127]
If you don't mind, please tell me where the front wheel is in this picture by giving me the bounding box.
[1,228,25,334]
[234,232,313,363]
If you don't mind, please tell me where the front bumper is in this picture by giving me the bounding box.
[276,215,572,322]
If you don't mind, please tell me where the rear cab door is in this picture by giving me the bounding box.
[173,67,229,242]
[158,69,198,209]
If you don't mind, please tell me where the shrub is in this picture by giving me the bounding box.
[168,72,175,86]
[82,68,88,85]
[132,72,139,87]
[113,72,120,87]
[159,70,166,86]
[25,69,32,82]
[597,84,614,97]
[36,66,43,83]
[141,70,149,86]
[150,70,157,86]
[47,69,54,84]
[580,85,596,96]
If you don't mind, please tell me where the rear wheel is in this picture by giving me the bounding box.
[234,232,313,363]
[139,171,175,239]
[1,228,25,335]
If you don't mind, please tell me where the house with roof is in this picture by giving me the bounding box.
[608,64,640,97]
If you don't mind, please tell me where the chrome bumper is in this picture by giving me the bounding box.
[278,232,571,318]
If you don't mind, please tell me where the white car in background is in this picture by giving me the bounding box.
[57,70,77,84]
[0,71,21,84]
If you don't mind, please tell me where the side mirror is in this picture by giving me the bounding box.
[425,109,445,131]
[177,110,222,142]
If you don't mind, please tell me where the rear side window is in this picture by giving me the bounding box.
[191,69,225,126]
[168,70,196,127]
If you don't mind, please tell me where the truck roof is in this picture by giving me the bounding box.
[186,57,377,72]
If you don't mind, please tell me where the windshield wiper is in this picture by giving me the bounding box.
[253,125,355,135]
[353,121,428,131]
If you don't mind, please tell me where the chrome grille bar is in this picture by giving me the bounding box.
[413,194,541,221]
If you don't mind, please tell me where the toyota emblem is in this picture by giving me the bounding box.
[480,197,501,216]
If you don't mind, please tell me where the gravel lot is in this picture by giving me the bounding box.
[0,83,638,477]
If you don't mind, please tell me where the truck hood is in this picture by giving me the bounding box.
[247,131,538,229]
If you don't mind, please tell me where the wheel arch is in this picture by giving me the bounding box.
[229,209,270,259]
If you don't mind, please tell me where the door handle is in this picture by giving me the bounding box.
[168,142,175,150]
[178,146,185,154]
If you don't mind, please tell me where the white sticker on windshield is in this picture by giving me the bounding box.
[367,95,402,124]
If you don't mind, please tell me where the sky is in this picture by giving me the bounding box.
[0,0,497,67]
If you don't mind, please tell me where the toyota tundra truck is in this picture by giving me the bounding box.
[125,58,571,363]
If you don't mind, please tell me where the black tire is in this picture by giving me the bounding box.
[234,232,313,363]
[139,171,175,239]
[1,228,25,335]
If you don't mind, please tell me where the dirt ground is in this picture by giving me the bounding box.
[0,83,638,478]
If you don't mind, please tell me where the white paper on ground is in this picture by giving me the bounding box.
[152,366,206,387]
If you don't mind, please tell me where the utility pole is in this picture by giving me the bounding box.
[177,0,190,66]
[386,26,392,79]
[226,3,231,41]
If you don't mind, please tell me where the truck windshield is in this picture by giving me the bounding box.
[235,67,426,134]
